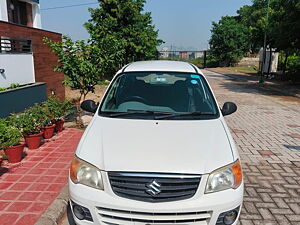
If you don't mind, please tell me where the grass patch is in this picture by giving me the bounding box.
[225,66,258,73]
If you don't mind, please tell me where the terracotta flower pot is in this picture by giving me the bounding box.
[4,144,25,163]
[24,132,43,149]
[55,119,65,133]
[42,124,56,139]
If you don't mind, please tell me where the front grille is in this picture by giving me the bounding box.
[97,207,210,224]
[108,172,201,202]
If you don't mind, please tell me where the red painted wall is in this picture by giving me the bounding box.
[0,21,65,99]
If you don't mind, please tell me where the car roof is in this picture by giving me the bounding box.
[117,60,202,74]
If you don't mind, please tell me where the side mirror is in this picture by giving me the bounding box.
[81,100,98,113]
[222,102,237,116]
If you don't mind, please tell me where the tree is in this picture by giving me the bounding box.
[44,36,102,101]
[85,0,163,79]
[209,16,250,66]
[270,0,300,51]
[237,1,275,52]
[237,0,300,51]
[236,0,300,76]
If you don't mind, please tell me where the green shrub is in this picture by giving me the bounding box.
[9,83,20,89]
[278,53,300,82]
[43,95,73,121]
[206,52,220,68]
[278,53,300,71]
[6,96,74,135]
[30,104,50,127]
[8,108,44,135]
[0,84,20,92]
[0,119,23,149]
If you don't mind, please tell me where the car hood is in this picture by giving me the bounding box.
[76,117,234,174]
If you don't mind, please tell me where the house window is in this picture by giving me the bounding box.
[6,0,33,27]
[1,37,32,53]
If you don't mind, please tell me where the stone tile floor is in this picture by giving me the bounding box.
[0,128,83,225]
[204,69,300,224]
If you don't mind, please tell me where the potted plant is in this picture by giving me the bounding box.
[40,103,56,139]
[9,107,44,149]
[0,119,24,163]
[45,95,73,133]
[41,122,56,139]
[56,99,73,132]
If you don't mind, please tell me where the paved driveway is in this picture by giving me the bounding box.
[60,70,300,225]
[204,69,300,225]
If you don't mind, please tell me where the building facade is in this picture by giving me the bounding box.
[0,0,65,98]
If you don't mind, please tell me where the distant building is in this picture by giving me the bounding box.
[195,51,204,59]
[179,51,188,59]
[161,47,169,58]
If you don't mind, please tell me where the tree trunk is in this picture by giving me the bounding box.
[267,47,272,76]
[283,52,289,75]
[75,93,84,128]
[83,92,88,101]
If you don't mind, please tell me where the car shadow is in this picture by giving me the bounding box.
[67,202,76,225]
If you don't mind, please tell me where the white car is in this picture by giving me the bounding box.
[69,60,243,225]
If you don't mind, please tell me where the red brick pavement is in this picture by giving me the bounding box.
[0,128,83,225]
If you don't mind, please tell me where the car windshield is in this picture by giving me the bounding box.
[99,72,219,119]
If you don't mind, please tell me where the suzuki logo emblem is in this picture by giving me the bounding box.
[146,180,161,196]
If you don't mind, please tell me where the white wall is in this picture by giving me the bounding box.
[0,0,8,22]
[0,54,35,88]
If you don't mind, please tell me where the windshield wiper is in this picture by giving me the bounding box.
[155,111,215,120]
[107,109,173,118]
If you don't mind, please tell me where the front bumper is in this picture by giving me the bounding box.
[69,173,244,225]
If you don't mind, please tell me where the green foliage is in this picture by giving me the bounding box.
[270,0,300,51]
[206,51,220,68]
[0,119,22,149]
[43,95,73,121]
[6,96,74,135]
[8,105,45,135]
[85,0,163,79]
[0,83,20,92]
[211,0,300,77]
[31,104,49,127]
[278,52,300,81]
[44,0,163,99]
[188,58,204,68]
[237,0,300,52]
[237,0,272,51]
[9,83,20,89]
[44,36,103,100]
[209,16,250,66]
[284,54,300,71]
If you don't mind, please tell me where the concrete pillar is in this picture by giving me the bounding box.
[32,3,41,28]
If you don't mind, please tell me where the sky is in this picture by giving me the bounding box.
[40,0,252,50]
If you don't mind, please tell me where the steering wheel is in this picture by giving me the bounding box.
[123,96,148,104]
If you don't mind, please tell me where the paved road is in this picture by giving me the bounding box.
[60,70,300,225]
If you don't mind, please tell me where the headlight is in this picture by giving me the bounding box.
[70,156,104,190]
[205,160,242,194]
